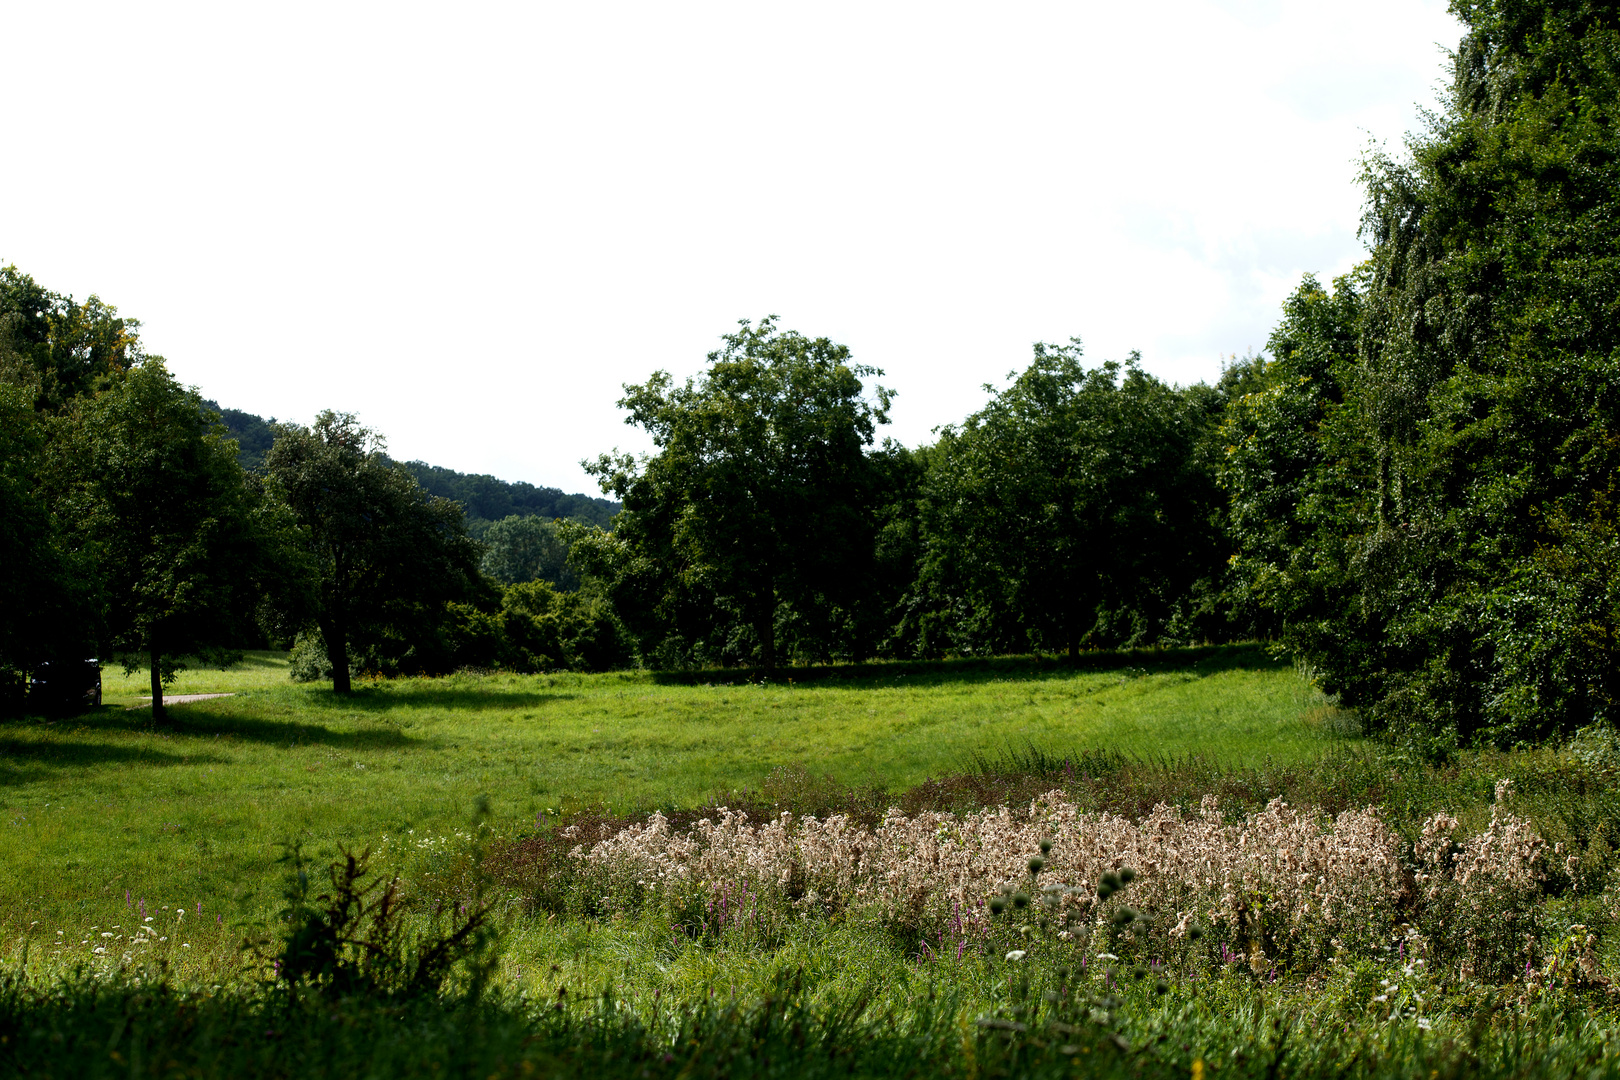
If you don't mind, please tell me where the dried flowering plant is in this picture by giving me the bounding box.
[560,783,1558,977]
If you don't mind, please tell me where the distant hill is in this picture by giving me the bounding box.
[204,402,619,531]
[394,460,618,532]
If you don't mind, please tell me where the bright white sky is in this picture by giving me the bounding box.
[5,0,1462,495]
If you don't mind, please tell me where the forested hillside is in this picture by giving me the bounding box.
[202,401,619,531]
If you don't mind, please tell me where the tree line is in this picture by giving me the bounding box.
[3,0,1614,752]
[0,271,629,717]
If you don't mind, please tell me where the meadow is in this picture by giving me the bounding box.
[0,644,1332,923]
[6,647,1620,1079]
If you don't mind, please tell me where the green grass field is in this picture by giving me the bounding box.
[9,649,1620,1079]
[0,645,1343,924]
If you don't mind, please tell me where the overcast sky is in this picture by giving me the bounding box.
[5,0,1463,495]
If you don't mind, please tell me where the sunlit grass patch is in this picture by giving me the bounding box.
[1,646,1346,933]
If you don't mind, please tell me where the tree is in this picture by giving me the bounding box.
[0,377,71,710]
[479,515,577,589]
[264,412,483,694]
[0,265,143,414]
[919,343,1223,657]
[77,362,269,720]
[1218,273,1374,664]
[1272,0,1620,749]
[583,317,891,669]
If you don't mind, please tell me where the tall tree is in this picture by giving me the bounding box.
[583,317,891,669]
[0,378,76,710]
[1272,0,1620,749]
[264,411,482,693]
[920,343,1223,657]
[78,362,268,720]
[1218,273,1373,661]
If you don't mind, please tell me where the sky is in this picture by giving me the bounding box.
[4,0,1464,495]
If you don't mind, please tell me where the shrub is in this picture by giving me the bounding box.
[249,844,495,1002]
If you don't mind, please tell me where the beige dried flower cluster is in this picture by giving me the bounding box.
[568,785,1549,971]
[1412,779,1556,978]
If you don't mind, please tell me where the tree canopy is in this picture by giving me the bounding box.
[77,362,271,718]
[582,317,892,669]
[920,343,1227,657]
[263,412,483,694]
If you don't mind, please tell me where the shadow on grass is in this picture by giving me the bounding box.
[290,685,579,714]
[647,642,1288,689]
[0,738,228,786]
[170,709,422,749]
[17,706,422,751]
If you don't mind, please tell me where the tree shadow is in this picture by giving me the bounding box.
[25,705,422,750]
[292,686,579,714]
[168,709,423,749]
[647,643,1289,690]
[0,738,229,787]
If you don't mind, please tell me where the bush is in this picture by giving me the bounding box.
[249,843,495,1002]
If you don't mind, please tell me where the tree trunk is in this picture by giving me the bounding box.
[1066,595,1079,661]
[149,636,166,723]
[322,613,352,695]
[755,592,776,674]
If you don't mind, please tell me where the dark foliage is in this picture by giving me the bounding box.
[398,460,619,531]
[251,843,494,1003]
[263,412,485,693]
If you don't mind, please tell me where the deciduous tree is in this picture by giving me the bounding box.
[920,343,1223,657]
[583,318,891,669]
[79,362,269,719]
[264,412,482,693]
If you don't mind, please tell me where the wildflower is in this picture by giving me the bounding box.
[1005,950,1027,962]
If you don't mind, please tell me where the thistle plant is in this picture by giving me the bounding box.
[567,786,1556,979]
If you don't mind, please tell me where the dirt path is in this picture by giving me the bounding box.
[134,693,236,707]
